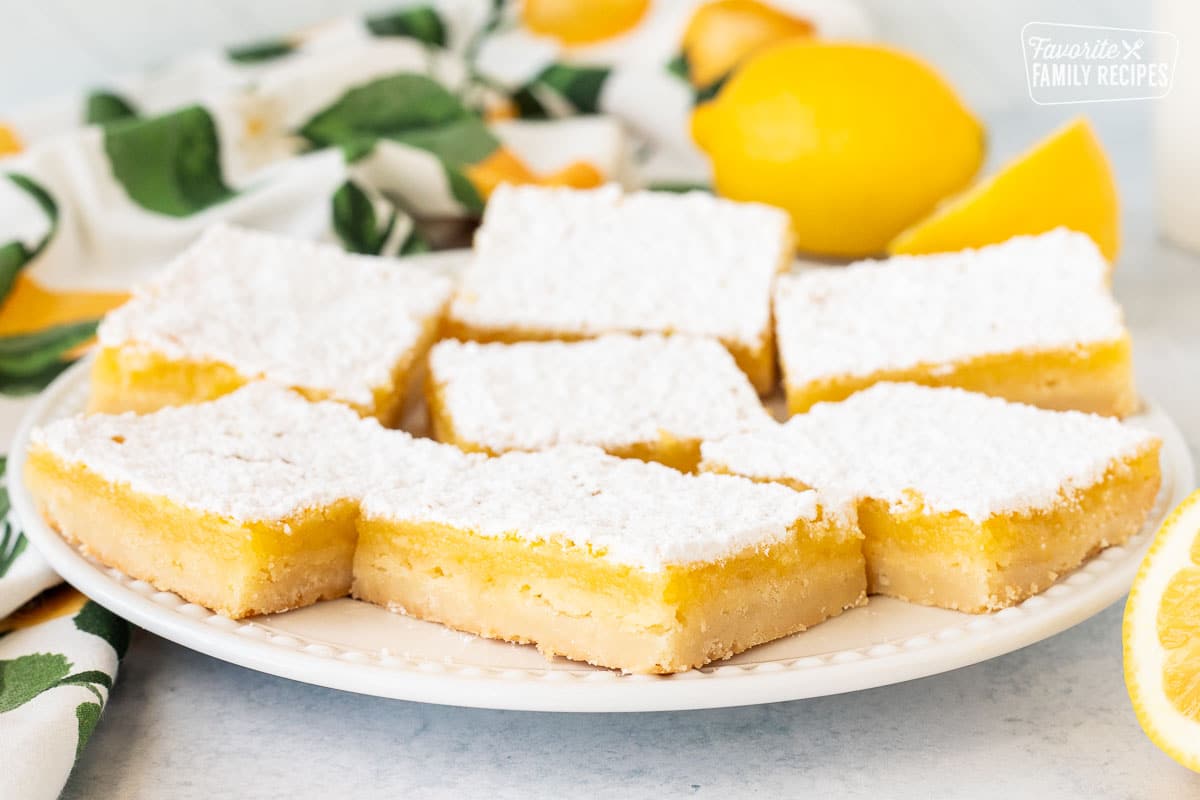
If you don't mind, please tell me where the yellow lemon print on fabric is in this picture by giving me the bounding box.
[0,123,22,156]
[523,0,650,46]
[0,586,89,635]
[0,274,127,338]
[464,147,603,201]
[682,0,814,88]
[692,41,984,258]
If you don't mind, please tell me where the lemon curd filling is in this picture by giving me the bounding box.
[425,336,771,472]
[354,447,866,674]
[25,447,359,619]
[853,448,1160,611]
[785,337,1137,417]
[701,383,1163,612]
[91,224,452,424]
[24,384,476,620]
[90,307,440,425]
[774,229,1137,417]
[354,512,864,674]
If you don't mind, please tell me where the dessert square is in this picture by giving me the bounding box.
[446,184,792,393]
[354,447,865,673]
[90,224,454,424]
[701,383,1162,612]
[426,334,772,471]
[24,384,473,618]
[774,229,1137,416]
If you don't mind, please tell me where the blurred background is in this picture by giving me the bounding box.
[0,0,1176,246]
[0,0,1152,115]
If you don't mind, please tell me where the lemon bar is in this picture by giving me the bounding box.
[91,224,453,424]
[701,383,1162,612]
[354,447,865,673]
[426,334,772,471]
[774,229,1137,416]
[25,384,472,618]
[446,184,792,393]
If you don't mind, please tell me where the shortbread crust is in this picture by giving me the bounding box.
[446,185,791,393]
[773,229,1137,416]
[701,383,1162,611]
[426,334,772,470]
[354,447,865,672]
[91,225,453,423]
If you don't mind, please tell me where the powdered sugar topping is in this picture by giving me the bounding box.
[363,446,833,570]
[31,384,476,521]
[98,225,453,408]
[429,334,772,451]
[450,184,790,347]
[701,383,1160,521]
[775,229,1126,386]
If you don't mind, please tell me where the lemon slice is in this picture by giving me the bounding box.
[1124,489,1200,772]
[889,118,1119,262]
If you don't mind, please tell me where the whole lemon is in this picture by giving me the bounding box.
[691,42,985,257]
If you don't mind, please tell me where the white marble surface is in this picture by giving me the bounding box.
[4,2,1198,796]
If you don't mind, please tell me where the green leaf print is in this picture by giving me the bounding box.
[695,72,729,104]
[299,74,499,166]
[366,6,448,47]
[331,181,397,255]
[75,701,103,759]
[74,601,131,660]
[509,85,551,119]
[59,671,114,706]
[391,116,498,165]
[663,50,729,104]
[0,522,27,579]
[0,652,72,712]
[646,181,712,194]
[399,230,431,255]
[103,106,236,217]
[442,164,485,215]
[0,242,25,305]
[85,91,139,126]
[510,64,612,118]
[0,320,98,395]
[538,64,610,113]
[666,52,690,82]
[227,38,294,64]
[0,173,59,306]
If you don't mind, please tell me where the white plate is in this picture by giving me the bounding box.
[10,358,1194,712]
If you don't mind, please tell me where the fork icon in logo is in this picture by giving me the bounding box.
[1122,38,1145,60]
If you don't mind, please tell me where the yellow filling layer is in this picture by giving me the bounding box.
[705,446,1161,612]
[353,510,865,673]
[89,312,440,424]
[24,446,359,619]
[783,337,1138,417]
